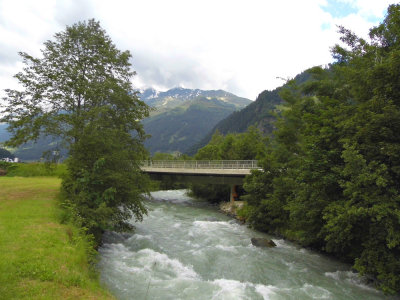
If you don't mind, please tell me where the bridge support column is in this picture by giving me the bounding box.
[230,185,238,203]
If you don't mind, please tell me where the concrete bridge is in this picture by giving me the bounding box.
[141,160,261,202]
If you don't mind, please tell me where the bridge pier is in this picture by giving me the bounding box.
[230,185,238,203]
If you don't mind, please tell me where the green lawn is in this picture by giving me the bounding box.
[0,177,114,299]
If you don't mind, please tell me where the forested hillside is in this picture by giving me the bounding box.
[188,72,310,154]
[143,97,238,154]
[0,124,65,161]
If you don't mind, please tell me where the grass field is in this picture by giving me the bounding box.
[0,177,114,299]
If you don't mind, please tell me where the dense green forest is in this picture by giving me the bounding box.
[237,5,400,293]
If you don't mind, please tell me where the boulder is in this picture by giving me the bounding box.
[251,237,276,248]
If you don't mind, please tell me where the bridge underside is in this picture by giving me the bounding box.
[147,172,245,185]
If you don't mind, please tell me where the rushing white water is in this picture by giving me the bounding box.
[98,190,392,299]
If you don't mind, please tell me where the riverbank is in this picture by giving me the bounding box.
[219,200,245,222]
[0,177,114,299]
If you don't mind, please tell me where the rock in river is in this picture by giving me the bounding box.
[251,237,276,248]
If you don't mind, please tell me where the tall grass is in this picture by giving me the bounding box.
[0,177,114,299]
[5,162,67,177]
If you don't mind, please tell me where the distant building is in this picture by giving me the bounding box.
[1,157,19,163]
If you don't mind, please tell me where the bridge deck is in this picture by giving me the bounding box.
[141,160,259,176]
[141,166,252,176]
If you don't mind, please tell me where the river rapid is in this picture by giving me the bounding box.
[98,190,392,299]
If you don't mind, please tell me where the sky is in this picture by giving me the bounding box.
[0,0,398,100]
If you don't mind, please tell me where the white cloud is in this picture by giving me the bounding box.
[0,0,397,100]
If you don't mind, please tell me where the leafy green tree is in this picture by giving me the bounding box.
[152,152,176,161]
[243,82,305,236]
[1,19,150,243]
[194,130,224,160]
[191,127,268,202]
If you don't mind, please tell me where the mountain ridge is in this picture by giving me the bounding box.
[140,87,252,154]
[139,87,251,112]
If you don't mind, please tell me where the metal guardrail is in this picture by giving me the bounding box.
[142,160,259,170]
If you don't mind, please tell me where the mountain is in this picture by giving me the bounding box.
[0,123,67,161]
[187,71,311,155]
[140,87,251,154]
[140,87,251,112]
[142,97,242,154]
[13,137,67,161]
[0,123,11,143]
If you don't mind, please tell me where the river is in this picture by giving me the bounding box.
[98,190,392,299]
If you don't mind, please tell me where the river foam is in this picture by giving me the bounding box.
[135,248,199,280]
[325,270,379,292]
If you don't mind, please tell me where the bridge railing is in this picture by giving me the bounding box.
[142,160,259,170]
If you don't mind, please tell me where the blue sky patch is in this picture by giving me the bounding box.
[321,0,359,18]
[366,15,381,23]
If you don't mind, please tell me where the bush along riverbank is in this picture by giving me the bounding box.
[0,177,114,299]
